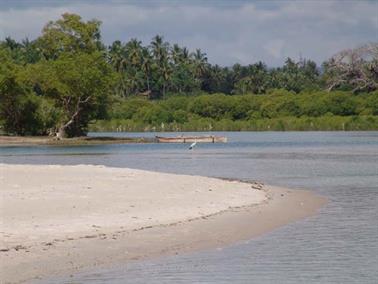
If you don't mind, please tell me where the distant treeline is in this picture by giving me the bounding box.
[0,13,377,136]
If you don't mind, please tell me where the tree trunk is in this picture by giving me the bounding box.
[56,107,81,139]
[56,125,67,139]
[56,119,75,139]
[56,96,91,138]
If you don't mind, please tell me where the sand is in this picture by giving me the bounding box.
[0,135,154,146]
[0,164,326,283]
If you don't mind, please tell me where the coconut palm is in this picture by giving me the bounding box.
[191,48,208,78]
[150,35,171,97]
[125,39,142,66]
[108,40,127,73]
[141,47,153,91]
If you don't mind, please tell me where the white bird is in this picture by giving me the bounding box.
[189,141,197,150]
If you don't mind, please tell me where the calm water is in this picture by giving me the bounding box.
[1,132,378,283]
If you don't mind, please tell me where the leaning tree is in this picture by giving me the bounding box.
[23,51,114,138]
[19,13,115,138]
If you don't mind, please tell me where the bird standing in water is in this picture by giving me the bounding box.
[189,141,197,150]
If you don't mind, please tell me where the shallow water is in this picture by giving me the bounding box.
[2,131,378,283]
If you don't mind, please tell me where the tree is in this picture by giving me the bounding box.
[191,48,209,88]
[150,35,171,97]
[108,40,130,97]
[108,40,127,73]
[12,13,115,138]
[234,62,270,94]
[141,47,153,91]
[201,65,233,94]
[37,13,103,59]
[124,39,145,95]
[324,43,378,93]
[171,44,183,65]
[24,52,114,138]
[0,37,42,65]
[268,58,320,93]
[0,47,57,135]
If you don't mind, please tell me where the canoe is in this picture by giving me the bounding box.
[155,135,227,143]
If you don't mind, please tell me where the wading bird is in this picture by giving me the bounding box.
[189,141,197,150]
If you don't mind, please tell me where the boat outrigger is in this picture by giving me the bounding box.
[155,135,227,143]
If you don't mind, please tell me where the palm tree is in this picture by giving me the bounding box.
[161,61,172,98]
[125,39,142,66]
[124,39,144,94]
[108,40,129,96]
[141,47,152,91]
[181,47,190,62]
[20,38,42,64]
[171,43,182,65]
[150,35,169,64]
[150,35,170,97]
[191,48,208,78]
[108,40,127,73]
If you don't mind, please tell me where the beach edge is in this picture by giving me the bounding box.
[0,164,327,283]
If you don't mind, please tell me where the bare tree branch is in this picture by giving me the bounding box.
[325,43,378,93]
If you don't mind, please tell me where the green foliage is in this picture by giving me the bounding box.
[91,91,377,131]
[0,76,33,135]
[172,109,188,123]
[0,48,55,135]
[37,13,103,59]
[0,76,57,135]
[233,62,270,94]
[0,14,115,137]
[110,98,150,119]
[91,115,378,132]
[133,104,173,125]
[0,37,42,64]
[365,91,378,115]
[188,94,235,120]
[270,58,320,93]
[22,51,115,137]
[0,13,377,136]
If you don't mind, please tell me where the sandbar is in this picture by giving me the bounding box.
[0,164,326,283]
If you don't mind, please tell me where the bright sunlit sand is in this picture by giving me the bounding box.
[0,164,326,283]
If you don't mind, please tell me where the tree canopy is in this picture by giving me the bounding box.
[0,13,377,136]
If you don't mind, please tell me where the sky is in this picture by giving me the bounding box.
[0,0,377,66]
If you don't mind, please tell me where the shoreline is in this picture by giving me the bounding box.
[0,164,327,283]
[0,135,155,146]
[1,131,376,147]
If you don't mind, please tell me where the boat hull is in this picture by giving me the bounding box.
[155,136,227,143]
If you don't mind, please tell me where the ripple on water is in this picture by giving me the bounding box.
[9,131,378,284]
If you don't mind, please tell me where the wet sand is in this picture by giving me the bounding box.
[0,135,154,146]
[0,164,326,283]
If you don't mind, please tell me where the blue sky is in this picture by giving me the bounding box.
[0,0,377,66]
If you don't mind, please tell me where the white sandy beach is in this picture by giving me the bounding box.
[0,164,326,283]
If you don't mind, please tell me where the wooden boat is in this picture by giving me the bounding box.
[155,135,227,143]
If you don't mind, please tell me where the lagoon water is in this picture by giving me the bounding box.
[1,132,378,283]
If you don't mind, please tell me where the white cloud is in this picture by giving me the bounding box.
[0,0,376,66]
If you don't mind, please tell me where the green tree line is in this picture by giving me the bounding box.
[0,13,377,136]
[92,90,378,131]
